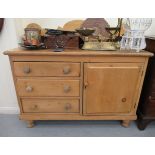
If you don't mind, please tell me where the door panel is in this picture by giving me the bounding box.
[83,63,142,115]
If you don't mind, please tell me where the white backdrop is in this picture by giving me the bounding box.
[0,18,155,114]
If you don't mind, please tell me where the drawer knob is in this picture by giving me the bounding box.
[23,66,31,74]
[63,66,71,74]
[122,98,127,102]
[33,105,38,110]
[64,85,71,93]
[26,86,33,92]
[65,103,72,111]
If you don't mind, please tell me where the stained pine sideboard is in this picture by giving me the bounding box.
[4,49,153,127]
[137,36,155,130]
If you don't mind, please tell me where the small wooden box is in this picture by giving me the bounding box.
[44,34,80,49]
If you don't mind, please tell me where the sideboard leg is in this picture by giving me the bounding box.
[27,120,34,128]
[121,120,131,128]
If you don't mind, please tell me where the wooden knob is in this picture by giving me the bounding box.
[122,98,126,102]
[64,85,71,93]
[23,66,30,74]
[63,66,71,74]
[149,96,152,100]
[33,105,38,110]
[65,103,71,111]
[84,82,88,89]
[26,86,33,92]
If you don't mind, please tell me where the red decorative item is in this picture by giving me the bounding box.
[0,18,4,33]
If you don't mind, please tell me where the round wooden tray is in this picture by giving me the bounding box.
[63,20,84,31]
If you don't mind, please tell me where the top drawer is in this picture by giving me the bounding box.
[13,62,80,77]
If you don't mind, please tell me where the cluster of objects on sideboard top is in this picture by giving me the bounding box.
[20,18,152,52]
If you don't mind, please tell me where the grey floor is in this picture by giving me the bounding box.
[0,114,155,137]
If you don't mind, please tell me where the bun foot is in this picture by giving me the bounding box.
[121,120,131,128]
[27,120,34,128]
[137,119,152,130]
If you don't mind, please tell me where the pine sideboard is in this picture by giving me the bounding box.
[4,49,153,128]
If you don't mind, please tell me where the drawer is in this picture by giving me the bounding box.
[145,99,155,116]
[16,79,80,97]
[150,92,155,99]
[151,84,155,93]
[14,62,80,77]
[21,98,80,113]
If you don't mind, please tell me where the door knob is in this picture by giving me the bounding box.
[84,82,88,89]
[122,98,127,102]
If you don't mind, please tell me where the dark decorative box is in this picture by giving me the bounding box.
[43,29,80,49]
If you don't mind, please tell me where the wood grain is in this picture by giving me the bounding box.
[63,20,84,31]
[4,48,153,57]
[83,63,142,115]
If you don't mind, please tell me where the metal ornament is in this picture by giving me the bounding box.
[76,18,123,51]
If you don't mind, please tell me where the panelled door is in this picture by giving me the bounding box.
[83,63,143,115]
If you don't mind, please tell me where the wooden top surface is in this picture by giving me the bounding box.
[3,48,153,57]
[145,35,155,40]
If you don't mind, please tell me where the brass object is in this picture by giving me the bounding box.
[76,28,119,50]
[76,28,95,37]
[80,18,110,38]
[82,41,118,51]
[76,18,123,51]
[105,18,123,42]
